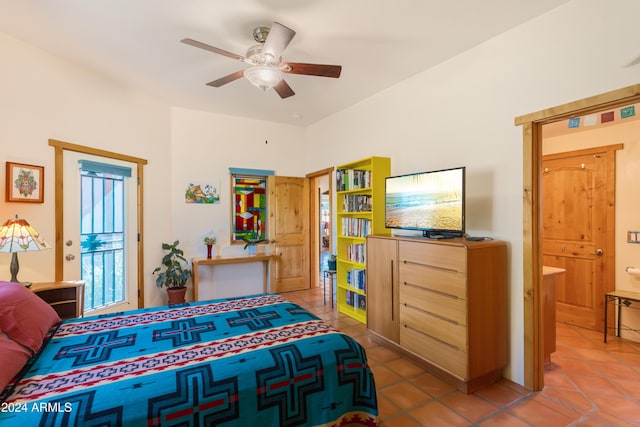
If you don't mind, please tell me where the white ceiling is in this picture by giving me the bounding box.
[0,0,571,126]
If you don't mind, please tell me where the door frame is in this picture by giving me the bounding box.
[307,167,334,288]
[49,139,148,308]
[515,83,640,391]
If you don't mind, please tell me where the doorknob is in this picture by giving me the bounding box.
[595,249,603,256]
[65,254,76,261]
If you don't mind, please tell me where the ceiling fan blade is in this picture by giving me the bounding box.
[262,22,296,62]
[181,38,244,61]
[206,70,245,87]
[281,62,342,78]
[624,55,640,67]
[273,79,295,99]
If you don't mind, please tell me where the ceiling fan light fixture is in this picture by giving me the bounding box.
[244,65,283,91]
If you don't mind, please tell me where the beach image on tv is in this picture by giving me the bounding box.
[385,168,463,230]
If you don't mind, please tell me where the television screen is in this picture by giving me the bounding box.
[385,167,465,237]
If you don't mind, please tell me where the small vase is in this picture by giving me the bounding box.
[207,244,213,259]
[247,245,256,255]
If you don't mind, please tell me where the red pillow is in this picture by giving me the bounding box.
[0,331,32,390]
[0,281,61,353]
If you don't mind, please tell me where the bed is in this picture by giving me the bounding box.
[0,281,378,426]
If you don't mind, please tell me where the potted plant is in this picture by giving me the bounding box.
[242,232,269,255]
[204,234,216,259]
[153,240,192,304]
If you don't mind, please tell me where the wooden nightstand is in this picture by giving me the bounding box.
[31,281,85,319]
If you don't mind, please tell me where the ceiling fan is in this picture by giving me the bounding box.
[181,22,342,99]
[624,54,640,68]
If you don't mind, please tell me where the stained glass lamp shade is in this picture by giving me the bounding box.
[0,215,51,283]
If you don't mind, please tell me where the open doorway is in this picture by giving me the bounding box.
[541,138,620,333]
[320,190,331,267]
[307,167,334,290]
[515,83,640,391]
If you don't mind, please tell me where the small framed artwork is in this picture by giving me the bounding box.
[6,162,44,203]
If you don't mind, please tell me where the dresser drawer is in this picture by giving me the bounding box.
[401,303,467,351]
[400,261,466,299]
[401,281,467,325]
[400,323,467,379]
[399,241,466,273]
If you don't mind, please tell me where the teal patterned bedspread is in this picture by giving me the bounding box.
[1,294,378,426]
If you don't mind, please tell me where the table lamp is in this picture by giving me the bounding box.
[0,215,51,285]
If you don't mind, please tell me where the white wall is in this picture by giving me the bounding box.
[169,107,306,301]
[305,0,640,384]
[0,32,173,309]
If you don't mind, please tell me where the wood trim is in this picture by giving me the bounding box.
[137,164,145,307]
[49,139,148,165]
[48,139,147,308]
[228,175,235,246]
[542,143,623,160]
[309,185,320,288]
[515,84,640,125]
[521,121,543,391]
[328,170,333,258]
[305,166,334,179]
[517,83,639,391]
[53,145,64,281]
[306,167,335,289]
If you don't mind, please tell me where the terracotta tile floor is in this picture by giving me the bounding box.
[285,285,640,426]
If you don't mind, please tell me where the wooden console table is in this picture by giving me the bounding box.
[191,254,274,301]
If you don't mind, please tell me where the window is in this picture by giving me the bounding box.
[229,168,274,243]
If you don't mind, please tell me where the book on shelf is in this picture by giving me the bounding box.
[344,291,366,311]
[341,218,371,237]
[347,243,366,264]
[336,169,372,191]
[342,194,372,212]
[356,294,366,310]
[347,268,366,292]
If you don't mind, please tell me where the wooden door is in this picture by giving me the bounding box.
[366,236,399,342]
[542,145,617,331]
[268,176,309,292]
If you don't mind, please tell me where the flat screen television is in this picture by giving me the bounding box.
[385,166,465,238]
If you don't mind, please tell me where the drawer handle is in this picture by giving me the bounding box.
[404,303,459,325]
[403,281,458,300]
[403,324,460,351]
[402,259,458,273]
[390,259,395,321]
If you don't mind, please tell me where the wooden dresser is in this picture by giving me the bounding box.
[31,281,85,320]
[367,235,507,393]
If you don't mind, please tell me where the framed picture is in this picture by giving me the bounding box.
[6,162,44,203]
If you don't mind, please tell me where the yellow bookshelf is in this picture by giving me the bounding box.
[335,156,391,324]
